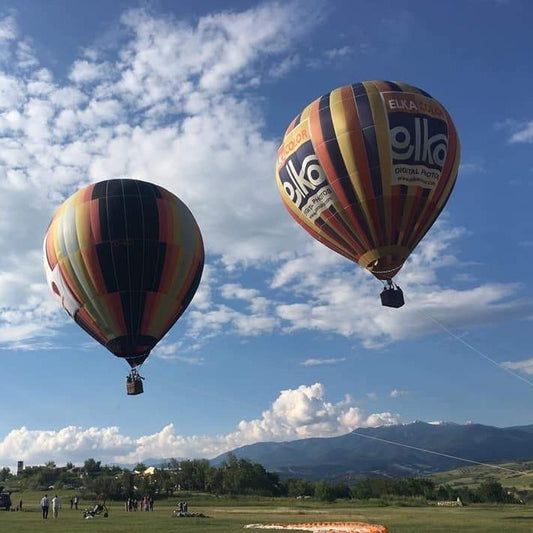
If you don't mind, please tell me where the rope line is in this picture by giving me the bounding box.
[404,294,533,388]
[425,309,533,388]
[351,431,533,476]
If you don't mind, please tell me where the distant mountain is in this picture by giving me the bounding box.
[509,424,533,434]
[211,422,533,480]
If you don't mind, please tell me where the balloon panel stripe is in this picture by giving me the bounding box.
[314,96,369,252]
[307,98,361,255]
[367,81,393,246]
[408,116,459,249]
[341,87,377,250]
[328,87,374,250]
[282,197,358,262]
[385,80,403,92]
[351,82,366,97]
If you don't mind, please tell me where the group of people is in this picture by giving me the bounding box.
[125,495,154,511]
[39,494,78,518]
[39,494,61,519]
[176,500,189,514]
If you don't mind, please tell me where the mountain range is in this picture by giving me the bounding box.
[211,421,533,480]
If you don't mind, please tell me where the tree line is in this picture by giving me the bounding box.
[0,455,523,504]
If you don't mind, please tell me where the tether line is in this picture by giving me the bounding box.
[351,431,533,476]
[404,294,533,388]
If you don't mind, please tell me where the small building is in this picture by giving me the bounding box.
[437,497,463,507]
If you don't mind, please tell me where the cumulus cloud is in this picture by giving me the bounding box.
[307,45,355,69]
[0,426,135,466]
[324,46,353,60]
[390,389,409,398]
[272,224,533,348]
[0,4,529,357]
[301,357,347,366]
[0,5,313,351]
[0,383,399,466]
[152,341,205,364]
[501,357,533,375]
[496,118,533,143]
[459,162,486,175]
[508,121,533,143]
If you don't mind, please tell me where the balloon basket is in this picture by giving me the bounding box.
[126,369,144,395]
[380,283,405,308]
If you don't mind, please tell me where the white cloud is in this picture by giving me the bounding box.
[0,426,135,466]
[301,357,347,366]
[69,60,112,84]
[324,46,352,60]
[390,389,409,398]
[152,341,205,364]
[509,121,533,143]
[496,118,533,144]
[232,384,399,444]
[0,6,529,357]
[459,162,486,175]
[269,55,300,78]
[501,357,533,375]
[0,73,25,109]
[272,224,533,349]
[0,14,17,42]
[220,283,260,301]
[0,383,399,465]
[0,5,313,351]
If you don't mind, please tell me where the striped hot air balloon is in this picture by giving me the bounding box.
[43,178,204,394]
[275,81,460,307]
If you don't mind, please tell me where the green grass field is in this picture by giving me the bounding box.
[427,460,533,492]
[1,492,532,533]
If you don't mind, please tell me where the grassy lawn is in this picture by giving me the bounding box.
[1,492,532,532]
[427,461,533,492]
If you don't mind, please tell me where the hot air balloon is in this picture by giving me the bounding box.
[43,178,204,394]
[275,81,460,307]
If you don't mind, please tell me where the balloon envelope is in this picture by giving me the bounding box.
[275,80,460,281]
[43,178,204,367]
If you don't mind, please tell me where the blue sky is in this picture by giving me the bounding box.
[1,0,533,468]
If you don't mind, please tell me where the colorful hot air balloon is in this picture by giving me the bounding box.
[43,178,204,394]
[275,81,460,307]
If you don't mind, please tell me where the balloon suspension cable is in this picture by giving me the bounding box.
[350,430,533,476]
[128,367,145,381]
[404,294,533,389]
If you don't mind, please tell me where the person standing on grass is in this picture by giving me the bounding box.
[52,495,61,518]
[40,494,49,519]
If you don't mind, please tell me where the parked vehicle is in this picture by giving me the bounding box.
[0,493,11,511]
